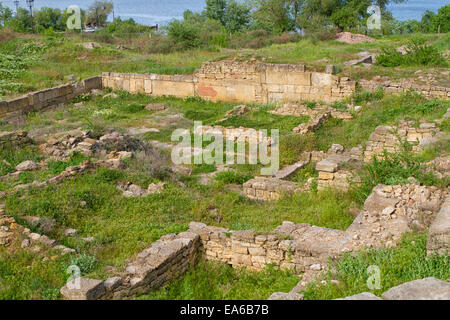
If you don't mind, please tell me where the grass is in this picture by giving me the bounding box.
[135,261,300,300]
[302,232,450,300]
[4,167,356,274]
[0,245,70,300]
[218,109,308,133]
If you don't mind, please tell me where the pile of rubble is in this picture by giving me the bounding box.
[270,103,353,135]
[0,213,75,255]
[116,182,166,197]
[38,129,144,161]
[334,32,376,44]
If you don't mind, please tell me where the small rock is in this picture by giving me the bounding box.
[145,103,167,111]
[29,233,41,241]
[82,42,102,50]
[15,161,39,172]
[21,239,30,248]
[310,264,323,271]
[126,266,137,274]
[64,229,78,237]
[82,237,94,242]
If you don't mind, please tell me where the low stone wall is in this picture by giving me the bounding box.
[0,77,102,121]
[102,61,356,104]
[364,120,442,162]
[427,195,450,256]
[0,130,32,148]
[61,231,201,300]
[316,147,362,191]
[191,183,447,273]
[101,72,195,98]
[243,177,300,201]
[359,79,450,99]
[102,61,449,107]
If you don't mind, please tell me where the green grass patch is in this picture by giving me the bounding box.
[0,247,69,300]
[302,232,450,300]
[135,261,299,300]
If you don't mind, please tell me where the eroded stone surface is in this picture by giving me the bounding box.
[60,278,105,300]
[335,292,382,300]
[381,278,450,300]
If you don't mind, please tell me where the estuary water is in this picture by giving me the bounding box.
[1,0,448,26]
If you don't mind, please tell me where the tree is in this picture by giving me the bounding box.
[34,7,65,31]
[296,0,406,32]
[0,4,13,27]
[223,0,250,33]
[205,0,227,24]
[420,10,435,33]
[252,0,295,33]
[431,5,449,33]
[86,1,113,27]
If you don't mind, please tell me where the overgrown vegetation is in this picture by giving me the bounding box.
[377,37,447,67]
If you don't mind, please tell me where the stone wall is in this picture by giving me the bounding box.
[364,120,442,162]
[102,61,449,106]
[243,177,301,201]
[101,72,195,98]
[102,61,356,104]
[359,79,450,99]
[316,146,363,191]
[0,130,32,148]
[191,183,447,274]
[0,76,102,121]
[61,231,201,300]
[427,195,450,256]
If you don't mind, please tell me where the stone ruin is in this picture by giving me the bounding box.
[364,120,443,162]
[243,118,446,200]
[57,183,449,300]
[270,103,354,135]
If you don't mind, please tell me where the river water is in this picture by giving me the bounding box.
[1,0,447,26]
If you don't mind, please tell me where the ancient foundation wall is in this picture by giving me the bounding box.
[359,79,449,99]
[364,120,442,162]
[0,76,102,121]
[102,61,449,106]
[102,61,356,104]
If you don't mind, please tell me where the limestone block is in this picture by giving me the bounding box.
[60,278,105,300]
[382,278,450,300]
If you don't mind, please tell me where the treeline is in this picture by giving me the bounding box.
[0,1,149,34]
[163,0,449,50]
[0,0,448,52]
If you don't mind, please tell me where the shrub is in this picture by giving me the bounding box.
[351,87,384,105]
[69,254,97,274]
[215,171,252,184]
[352,149,446,203]
[377,38,446,67]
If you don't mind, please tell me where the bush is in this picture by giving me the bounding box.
[215,171,252,184]
[69,254,97,274]
[352,149,446,203]
[377,38,446,67]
